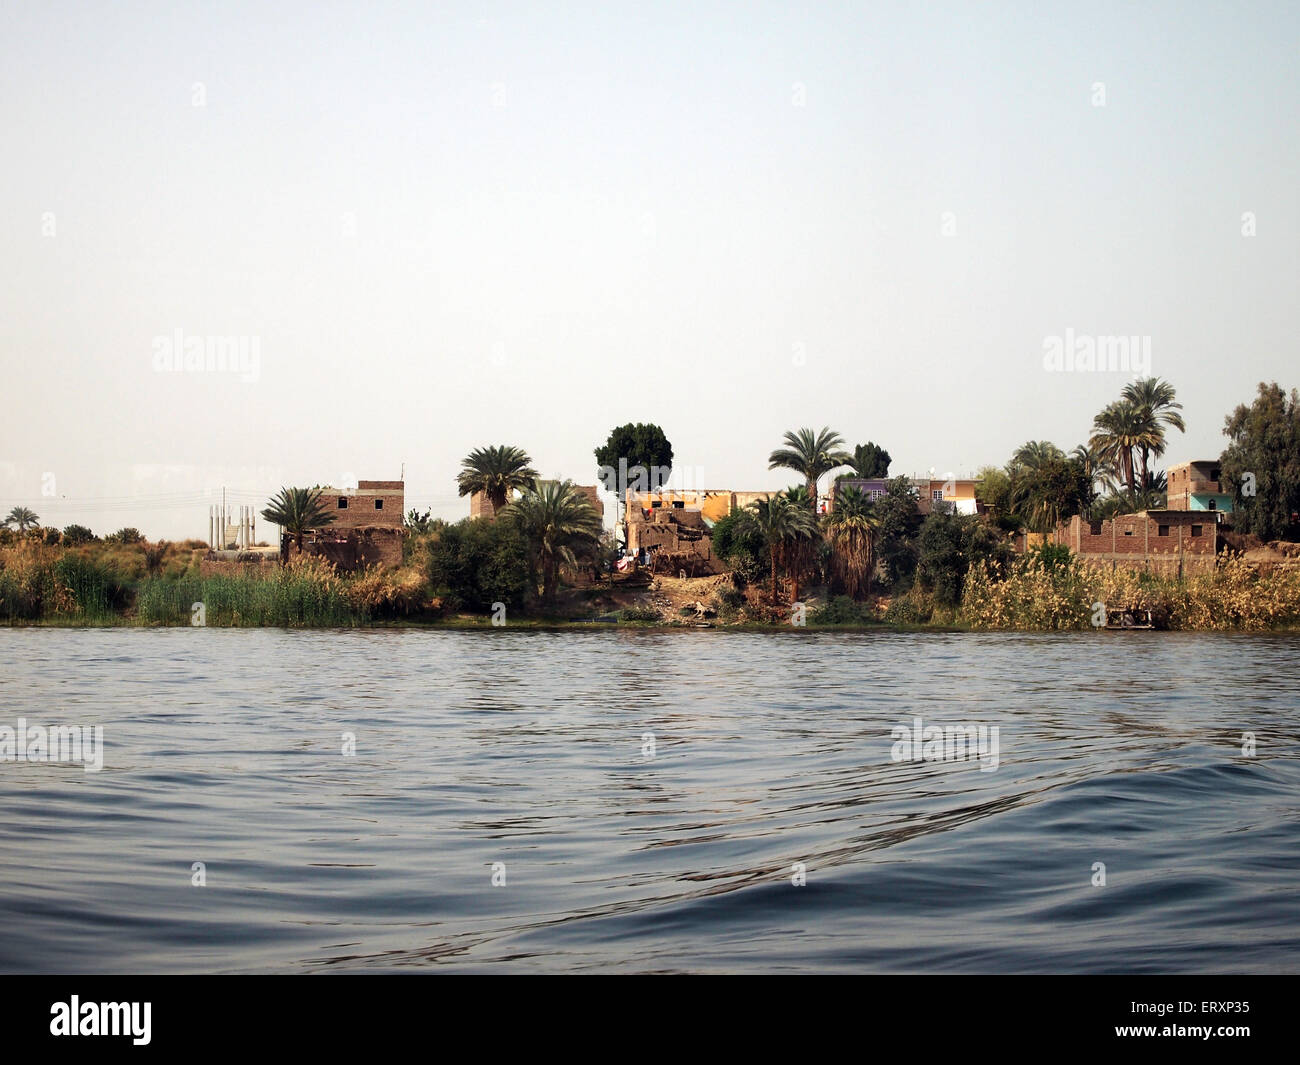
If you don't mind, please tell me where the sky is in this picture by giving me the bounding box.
[1,0,1297,539]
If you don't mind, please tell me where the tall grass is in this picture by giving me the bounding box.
[137,556,360,626]
[2,543,429,626]
[961,552,1300,630]
[134,556,428,626]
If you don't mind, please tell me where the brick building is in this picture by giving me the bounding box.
[1167,461,1234,514]
[287,480,405,570]
[1029,509,1219,577]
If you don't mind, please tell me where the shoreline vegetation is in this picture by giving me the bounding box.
[3,536,1300,632]
[4,380,1300,633]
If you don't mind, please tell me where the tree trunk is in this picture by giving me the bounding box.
[770,544,779,604]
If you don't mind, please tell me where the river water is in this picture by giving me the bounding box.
[1,628,1297,973]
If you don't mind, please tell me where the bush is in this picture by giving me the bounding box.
[810,595,876,625]
[711,509,769,585]
[106,528,144,544]
[426,518,530,612]
[62,524,97,545]
[621,606,661,622]
[917,512,1012,607]
[884,588,936,625]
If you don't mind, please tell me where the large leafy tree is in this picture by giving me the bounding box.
[593,423,673,492]
[1220,382,1300,540]
[917,512,1013,608]
[874,476,922,589]
[768,427,851,509]
[2,506,39,532]
[825,485,879,599]
[261,487,335,551]
[505,480,603,606]
[1019,457,1092,532]
[456,445,538,515]
[594,423,673,540]
[1122,377,1185,488]
[842,442,891,480]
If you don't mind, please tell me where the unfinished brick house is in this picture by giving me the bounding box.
[1166,461,1235,514]
[286,480,405,570]
[1026,510,1220,577]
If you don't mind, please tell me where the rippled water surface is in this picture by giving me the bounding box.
[1,628,1298,973]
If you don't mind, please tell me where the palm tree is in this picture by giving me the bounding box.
[1070,444,1120,498]
[505,480,603,607]
[1006,442,1065,524]
[456,445,538,515]
[1090,401,1155,496]
[2,506,39,532]
[261,487,335,552]
[825,485,879,599]
[1122,377,1186,488]
[742,493,818,604]
[1011,440,1065,472]
[768,427,851,510]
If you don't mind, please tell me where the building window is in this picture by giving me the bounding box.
[1089,521,1103,535]
[932,490,944,501]
[338,497,348,509]
[672,501,685,509]
[1207,499,1217,511]
[1158,525,1169,536]
[1211,468,1220,481]
[374,499,383,510]
[651,501,662,508]
[1191,525,1203,537]
[1123,529,1133,536]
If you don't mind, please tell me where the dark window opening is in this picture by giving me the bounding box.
[672,501,685,509]
[1089,521,1103,535]
[374,499,383,510]
[338,497,348,509]
[1123,529,1133,536]
[1210,468,1220,481]
[1207,499,1217,511]
[1191,525,1203,537]
[1158,525,1170,536]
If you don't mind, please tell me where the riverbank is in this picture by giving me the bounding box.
[4,539,1300,631]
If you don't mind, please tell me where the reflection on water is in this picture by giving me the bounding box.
[1,628,1297,973]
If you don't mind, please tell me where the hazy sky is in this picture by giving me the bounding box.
[2,0,1297,538]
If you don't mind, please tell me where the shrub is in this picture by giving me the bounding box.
[917,513,1012,607]
[711,509,769,584]
[426,518,530,612]
[106,528,145,544]
[62,525,97,545]
[884,588,936,625]
[810,595,876,625]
